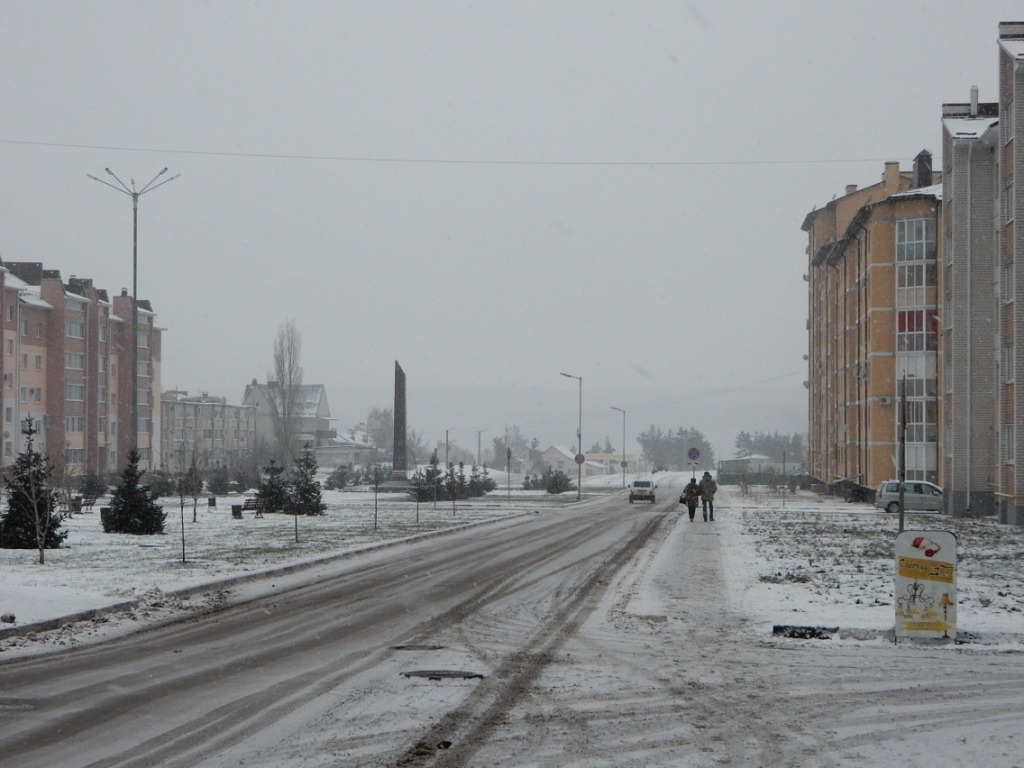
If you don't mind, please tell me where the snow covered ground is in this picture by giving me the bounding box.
[3,473,1024,767]
[3,473,1022,654]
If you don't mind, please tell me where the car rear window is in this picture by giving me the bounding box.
[634,481,651,487]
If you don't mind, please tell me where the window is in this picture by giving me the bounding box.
[34,388,41,403]
[6,305,13,322]
[1005,183,1015,223]
[20,387,27,403]
[99,324,107,342]
[897,310,938,352]
[66,320,85,339]
[5,339,12,355]
[1002,262,1015,304]
[65,416,86,433]
[4,407,10,421]
[35,321,43,338]
[138,417,151,433]
[137,331,150,349]
[35,355,42,370]
[137,360,150,377]
[1003,345,1014,383]
[65,448,85,466]
[66,383,85,401]
[66,352,86,369]
[99,356,107,373]
[1001,425,1016,464]
[99,386,107,403]
[99,416,106,434]
[896,218,936,262]
[20,354,27,370]
[19,319,27,337]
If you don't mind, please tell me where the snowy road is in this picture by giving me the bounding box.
[3,480,1024,767]
[0,492,669,767]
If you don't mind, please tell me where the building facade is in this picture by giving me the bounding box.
[159,390,257,473]
[0,262,161,476]
[940,91,1000,517]
[996,23,1024,523]
[803,154,941,491]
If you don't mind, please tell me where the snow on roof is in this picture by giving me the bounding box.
[890,182,943,202]
[943,116,999,140]
[1000,39,1024,59]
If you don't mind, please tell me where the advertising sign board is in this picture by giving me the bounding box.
[894,530,957,640]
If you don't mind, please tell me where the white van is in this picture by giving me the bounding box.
[874,480,943,513]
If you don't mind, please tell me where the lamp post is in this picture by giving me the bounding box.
[88,168,179,458]
[610,406,626,489]
[560,372,582,501]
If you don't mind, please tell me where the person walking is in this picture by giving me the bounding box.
[680,477,701,522]
[699,471,718,521]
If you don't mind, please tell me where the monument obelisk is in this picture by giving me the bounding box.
[392,361,407,477]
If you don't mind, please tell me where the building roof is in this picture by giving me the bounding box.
[942,116,999,141]
[999,39,1024,59]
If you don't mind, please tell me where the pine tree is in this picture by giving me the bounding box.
[105,448,167,535]
[288,445,325,516]
[0,417,67,562]
[256,459,289,513]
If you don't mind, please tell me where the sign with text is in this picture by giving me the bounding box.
[894,530,957,640]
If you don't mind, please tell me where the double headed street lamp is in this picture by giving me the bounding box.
[610,406,626,489]
[88,168,179,455]
[560,372,582,501]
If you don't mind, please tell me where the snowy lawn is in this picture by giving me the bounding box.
[2,475,1023,655]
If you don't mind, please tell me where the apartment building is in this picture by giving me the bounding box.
[803,154,941,491]
[159,390,257,473]
[0,262,161,476]
[996,23,1024,524]
[940,91,1000,517]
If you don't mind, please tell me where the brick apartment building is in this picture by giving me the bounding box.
[159,390,257,474]
[0,262,161,477]
[803,153,941,493]
[805,21,1024,526]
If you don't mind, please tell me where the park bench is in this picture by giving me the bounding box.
[81,496,98,512]
[235,498,267,519]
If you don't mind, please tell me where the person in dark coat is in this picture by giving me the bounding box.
[699,471,718,521]
[680,478,702,522]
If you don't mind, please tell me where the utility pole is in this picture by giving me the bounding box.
[88,168,179,460]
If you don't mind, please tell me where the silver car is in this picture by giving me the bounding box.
[875,480,943,513]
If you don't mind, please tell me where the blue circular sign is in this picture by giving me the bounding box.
[687,447,700,461]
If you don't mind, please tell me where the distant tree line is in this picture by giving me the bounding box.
[637,426,715,472]
[733,431,804,464]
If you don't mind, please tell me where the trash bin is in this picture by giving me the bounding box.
[231,504,242,519]
[71,496,82,513]
[208,496,216,508]
[100,507,112,530]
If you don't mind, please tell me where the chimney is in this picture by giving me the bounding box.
[845,184,858,196]
[883,161,901,193]
[913,150,933,189]
[970,85,979,117]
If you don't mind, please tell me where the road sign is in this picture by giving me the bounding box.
[687,447,700,461]
[575,453,585,464]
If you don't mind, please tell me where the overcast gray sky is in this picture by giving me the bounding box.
[1,1,1019,461]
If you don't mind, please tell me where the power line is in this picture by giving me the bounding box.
[0,137,893,168]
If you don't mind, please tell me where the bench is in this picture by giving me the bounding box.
[235,498,267,519]
[81,496,98,512]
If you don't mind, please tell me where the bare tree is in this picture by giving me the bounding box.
[270,319,304,463]
[366,407,394,456]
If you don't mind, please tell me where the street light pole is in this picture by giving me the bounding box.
[611,406,626,489]
[88,168,179,459]
[560,372,582,501]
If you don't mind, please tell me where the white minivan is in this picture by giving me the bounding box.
[874,480,943,513]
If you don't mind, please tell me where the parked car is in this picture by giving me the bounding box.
[628,479,656,504]
[874,480,943,513]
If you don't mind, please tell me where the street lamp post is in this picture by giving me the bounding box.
[560,372,582,501]
[610,406,626,489]
[88,168,179,458]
